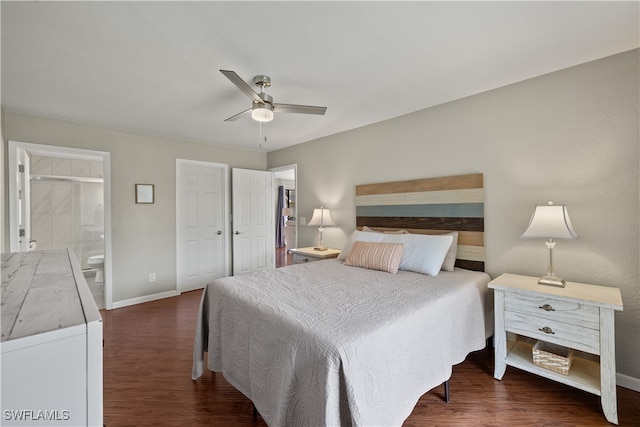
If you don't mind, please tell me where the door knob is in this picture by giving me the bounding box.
[216,230,222,235]
[235,231,243,235]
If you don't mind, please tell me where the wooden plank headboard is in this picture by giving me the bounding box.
[355,173,485,271]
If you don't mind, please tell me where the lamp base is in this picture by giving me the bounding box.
[538,275,566,287]
[313,244,328,251]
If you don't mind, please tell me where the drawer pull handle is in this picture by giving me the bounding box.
[539,304,555,312]
[539,326,555,335]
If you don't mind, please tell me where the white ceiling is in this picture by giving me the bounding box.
[2,2,638,152]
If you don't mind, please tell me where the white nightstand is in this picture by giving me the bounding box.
[489,273,623,425]
[289,247,341,264]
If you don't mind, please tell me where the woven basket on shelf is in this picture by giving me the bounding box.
[532,341,574,375]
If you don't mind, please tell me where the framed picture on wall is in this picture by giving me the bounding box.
[135,184,154,204]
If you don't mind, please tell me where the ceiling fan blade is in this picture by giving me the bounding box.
[273,103,327,115]
[224,108,251,122]
[220,70,263,104]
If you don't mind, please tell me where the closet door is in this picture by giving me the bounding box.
[232,168,275,275]
[176,160,229,292]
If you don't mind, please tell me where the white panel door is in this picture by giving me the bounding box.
[232,168,274,275]
[177,160,229,292]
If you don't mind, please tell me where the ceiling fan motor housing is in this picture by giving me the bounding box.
[256,92,273,105]
[253,75,271,88]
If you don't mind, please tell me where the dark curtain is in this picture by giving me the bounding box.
[276,185,286,248]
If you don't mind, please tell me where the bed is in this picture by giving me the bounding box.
[192,173,492,426]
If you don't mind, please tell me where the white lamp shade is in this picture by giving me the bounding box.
[282,208,293,216]
[308,207,335,227]
[521,203,578,239]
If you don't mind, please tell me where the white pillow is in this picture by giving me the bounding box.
[338,230,386,260]
[339,230,453,276]
[440,231,459,272]
[362,225,409,234]
[379,233,453,276]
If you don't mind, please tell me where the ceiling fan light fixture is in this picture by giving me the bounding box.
[251,103,274,122]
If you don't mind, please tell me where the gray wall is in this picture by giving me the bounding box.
[2,111,266,303]
[268,50,640,380]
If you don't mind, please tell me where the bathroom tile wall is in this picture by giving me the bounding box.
[30,155,104,268]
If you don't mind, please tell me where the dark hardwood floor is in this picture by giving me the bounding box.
[102,289,640,426]
[275,246,293,268]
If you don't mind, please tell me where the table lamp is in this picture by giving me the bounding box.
[521,201,578,287]
[282,207,293,218]
[308,207,335,251]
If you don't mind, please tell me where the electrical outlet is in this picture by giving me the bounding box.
[149,273,156,282]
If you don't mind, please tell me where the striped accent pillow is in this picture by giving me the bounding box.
[343,241,404,274]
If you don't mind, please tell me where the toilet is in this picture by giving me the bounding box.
[87,255,104,283]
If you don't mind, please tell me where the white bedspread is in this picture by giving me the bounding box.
[192,259,492,427]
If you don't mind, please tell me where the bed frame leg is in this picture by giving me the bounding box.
[444,380,450,403]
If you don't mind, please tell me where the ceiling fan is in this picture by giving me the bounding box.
[220,70,327,123]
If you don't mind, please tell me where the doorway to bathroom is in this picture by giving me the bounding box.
[8,141,112,310]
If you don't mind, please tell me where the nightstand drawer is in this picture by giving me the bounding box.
[505,311,600,354]
[293,254,313,264]
[505,293,599,329]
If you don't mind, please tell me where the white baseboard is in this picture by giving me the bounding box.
[112,290,178,309]
[617,372,640,392]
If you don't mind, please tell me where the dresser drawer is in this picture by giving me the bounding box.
[505,293,599,329]
[505,310,600,354]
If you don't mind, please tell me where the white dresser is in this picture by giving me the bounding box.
[489,273,623,425]
[1,249,103,426]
